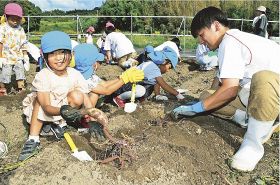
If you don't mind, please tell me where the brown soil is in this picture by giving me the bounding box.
[0,61,278,185]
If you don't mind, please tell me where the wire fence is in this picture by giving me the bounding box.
[24,15,280,51]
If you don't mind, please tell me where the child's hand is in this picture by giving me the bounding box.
[176,93,185,100]
[155,95,168,101]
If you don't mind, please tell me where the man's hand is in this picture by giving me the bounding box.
[172,101,205,119]
[120,67,144,84]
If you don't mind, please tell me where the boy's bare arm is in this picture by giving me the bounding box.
[156,76,178,96]
[101,78,122,88]
[91,79,124,95]
[153,84,160,95]
[105,50,111,63]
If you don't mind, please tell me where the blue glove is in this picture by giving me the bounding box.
[172,101,205,119]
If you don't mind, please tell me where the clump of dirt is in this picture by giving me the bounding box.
[0,61,278,185]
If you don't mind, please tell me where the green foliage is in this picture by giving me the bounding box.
[96,0,278,36]
[130,34,196,50]
[39,20,77,34]
[1,0,278,47]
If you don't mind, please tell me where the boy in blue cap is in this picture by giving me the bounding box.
[111,45,185,107]
[73,44,144,107]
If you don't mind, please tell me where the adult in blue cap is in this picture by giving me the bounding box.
[73,43,144,107]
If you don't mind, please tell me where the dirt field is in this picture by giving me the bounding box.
[0,61,278,185]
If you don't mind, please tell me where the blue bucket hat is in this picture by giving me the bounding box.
[162,46,178,69]
[74,44,104,80]
[41,31,72,53]
[144,45,154,54]
[146,45,165,65]
[148,50,166,65]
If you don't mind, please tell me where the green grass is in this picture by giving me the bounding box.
[40,20,77,34]
[28,20,198,49]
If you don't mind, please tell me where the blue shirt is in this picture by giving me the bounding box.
[137,61,161,85]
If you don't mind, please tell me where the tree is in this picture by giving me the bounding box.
[0,0,42,32]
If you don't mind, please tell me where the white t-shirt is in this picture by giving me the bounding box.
[27,42,40,62]
[86,34,93,44]
[155,41,180,58]
[137,61,161,85]
[96,37,103,49]
[217,29,280,89]
[196,44,218,66]
[71,39,79,49]
[104,32,136,59]
[23,67,89,123]
[86,74,103,90]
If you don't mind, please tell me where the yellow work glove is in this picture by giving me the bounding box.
[120,67,144,84]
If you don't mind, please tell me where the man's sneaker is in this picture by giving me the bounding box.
[0,141,8,158]
[113,96,126,108]
[50,124,68,140]
[18,139,40,161]
[40,124,53,136]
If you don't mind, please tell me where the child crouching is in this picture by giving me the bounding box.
[19,31,92,161]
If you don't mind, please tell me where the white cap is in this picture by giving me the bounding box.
[257,6,266,12]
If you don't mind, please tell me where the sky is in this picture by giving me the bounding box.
[29,0,105,11]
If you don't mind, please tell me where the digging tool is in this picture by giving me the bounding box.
[124,83,137,113]
[64,133,93,161]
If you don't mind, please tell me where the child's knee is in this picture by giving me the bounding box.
[67,90,84,108]
[136,85,146,97]
[89,93,99,107]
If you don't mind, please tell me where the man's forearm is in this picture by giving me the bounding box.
[203,85,239,111]
[211,77,220,89]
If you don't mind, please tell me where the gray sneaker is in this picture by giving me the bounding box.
[50,125,68,140]
[89,122,106,142]
[18,139,40,161]
[40,124,53,136]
